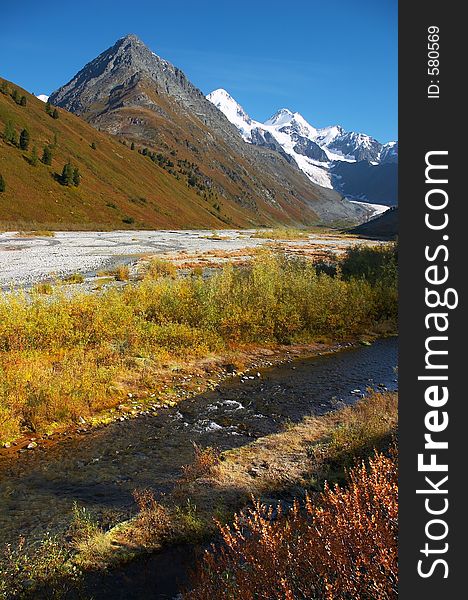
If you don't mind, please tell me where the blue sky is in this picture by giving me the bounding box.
[0,0,397,142]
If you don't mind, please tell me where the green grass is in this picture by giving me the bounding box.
[0,246,397,442]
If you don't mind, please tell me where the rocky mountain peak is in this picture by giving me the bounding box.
[48,36,370,225]
[49,34,185,116]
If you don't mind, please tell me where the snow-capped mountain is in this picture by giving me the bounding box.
[207,89,398,205]
[36,94,49,103]
[379,141,398,164]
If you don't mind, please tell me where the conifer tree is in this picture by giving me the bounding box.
[45,101,51,115]
[130,142,135,150]
[91,141,97,150]
[0,174,5,193]
[61,161,74,186]
[11,89,19,103]
[0,81,8,95]
[19,128,30,151]
[3,120,15,144]
[30,146,38,166]
[72,167,81,186]
[42,145,52,165]
[52,108,59,119]
[20,96,27,106]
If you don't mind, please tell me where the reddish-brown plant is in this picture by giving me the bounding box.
[179,444,221,485]
[188,449,398,600]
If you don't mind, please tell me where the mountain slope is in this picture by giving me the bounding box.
[331,161,398,206]
[350,207,398,239]
[207,89,398,206]
[49,34,368,226]
[0,78,249,229]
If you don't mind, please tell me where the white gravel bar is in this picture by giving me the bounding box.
[0,229,380,288]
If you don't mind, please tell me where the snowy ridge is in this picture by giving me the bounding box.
[207,90,333,188]
[207,89,397,193]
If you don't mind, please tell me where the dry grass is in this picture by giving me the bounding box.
[15,230,55,238]
[252,227,310,240]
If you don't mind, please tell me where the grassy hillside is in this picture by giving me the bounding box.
[0,78,277,230]
[85,77,330,226]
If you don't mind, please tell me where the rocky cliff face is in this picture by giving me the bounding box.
[50,35,368,226]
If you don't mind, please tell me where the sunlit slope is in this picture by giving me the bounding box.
[0,78,264,229]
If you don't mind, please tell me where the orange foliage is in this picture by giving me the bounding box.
[188,450,398,600]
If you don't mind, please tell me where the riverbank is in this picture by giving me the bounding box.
[0,388,398,599]
[0,338,364,456]
[0,246,397,446]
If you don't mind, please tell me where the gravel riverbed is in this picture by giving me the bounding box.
[0,229,384,288]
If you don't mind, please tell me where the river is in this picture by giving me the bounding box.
[0,337,397,552]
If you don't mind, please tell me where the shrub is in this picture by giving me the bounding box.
[141,257,177,279]
[32,282,54,295]
[188,450,398,600]
[342,243,397,285]
[0,249,397,441]
[30,146,38,166]
[72,167,80,187]
[62,272,84,284]
[131,489,173,547]
[19,128,30,151]
[113,264,130,281]
[0,534,80,599]
[42,145,52,165]
[179,444,221,485]
[252,227,309,240]
[3,121,16,145]
[0,174,5,193]
[60,162,74,186]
